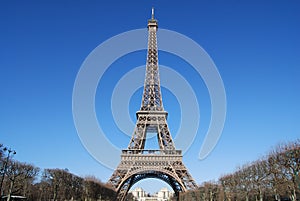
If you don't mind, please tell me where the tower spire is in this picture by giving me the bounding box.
[143,8,160,111]
[151,7,154,19]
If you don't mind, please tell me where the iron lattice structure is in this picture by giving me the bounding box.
[108,9,198,200]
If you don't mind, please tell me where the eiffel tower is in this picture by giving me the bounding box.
[108,8,198,200]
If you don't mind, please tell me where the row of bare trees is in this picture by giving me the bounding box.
[1,144,116,201]
[31,171,116,201]
[179,139,300,201]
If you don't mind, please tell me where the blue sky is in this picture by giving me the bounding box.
[1,0,299,194]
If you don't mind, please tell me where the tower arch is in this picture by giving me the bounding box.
[118,170,184,196]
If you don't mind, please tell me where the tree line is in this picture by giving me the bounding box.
[0,144,116,201]
[178,139,300,201]
[1,139,299,201]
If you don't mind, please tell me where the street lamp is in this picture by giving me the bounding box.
[0,147,16,197]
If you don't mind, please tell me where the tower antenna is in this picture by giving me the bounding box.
[152,7,154,19]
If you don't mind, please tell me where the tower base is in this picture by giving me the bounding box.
[108,150,197,201]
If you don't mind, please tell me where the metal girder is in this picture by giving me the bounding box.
[128,111,175,150]
[141,16,163,112]
[108,152,197,200]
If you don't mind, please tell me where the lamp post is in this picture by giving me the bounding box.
[0,147,16,197]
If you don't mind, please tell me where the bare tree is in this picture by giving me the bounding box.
[203,181,219,201]
[84,176,116,201]
[42,168,86,201]
[220,173,237,201]
[235,164,253,201]
[250,159,269,201]
[0,144,3,158]
[32,180,52,201]
[4,160,39,201]
[43,169,60,200]
[273,141,300,201]
[267,149,290,201]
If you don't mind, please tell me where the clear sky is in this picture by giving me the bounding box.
[1,0,299,194]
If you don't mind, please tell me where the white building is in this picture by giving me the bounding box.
[130,187,174,201]
[157,187,174,200]
[131,187,147,199]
